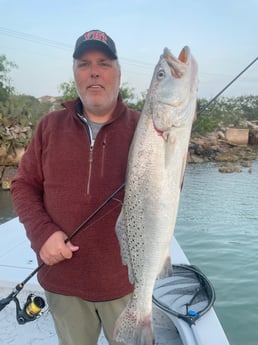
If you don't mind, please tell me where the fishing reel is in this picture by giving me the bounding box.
[13,293,46,324]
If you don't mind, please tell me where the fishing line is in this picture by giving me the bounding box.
[0,183,125,324]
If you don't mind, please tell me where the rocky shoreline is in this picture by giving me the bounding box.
[189,132,257,169]
[0,131,257,190]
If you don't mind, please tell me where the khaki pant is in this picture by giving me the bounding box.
[45,291,130,345]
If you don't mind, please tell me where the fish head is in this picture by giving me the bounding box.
[150,46,198,132]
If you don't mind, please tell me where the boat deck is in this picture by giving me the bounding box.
[0,285,183,345]
[0,218,230,345]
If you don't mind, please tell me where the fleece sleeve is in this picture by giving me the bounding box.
[11,119,61,255]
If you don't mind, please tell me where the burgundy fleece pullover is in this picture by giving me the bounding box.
[11,96,139,301]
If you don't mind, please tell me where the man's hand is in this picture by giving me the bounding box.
[39,231,79,265]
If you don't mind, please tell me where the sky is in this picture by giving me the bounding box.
[0,0,257,100]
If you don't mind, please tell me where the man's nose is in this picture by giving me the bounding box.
[91,72,100,78]
[90,64,100,78]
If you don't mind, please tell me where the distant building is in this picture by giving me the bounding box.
[38,95,62,111]
[38,95,59,103]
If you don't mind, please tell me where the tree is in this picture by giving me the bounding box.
[8,94,52,123]
[0,55,17,102]
[0,94,54,151]
[119,83,146,111]
[193,95,258,134]
[59,80,78,101]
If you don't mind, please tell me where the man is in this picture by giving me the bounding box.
[11,30,140,345]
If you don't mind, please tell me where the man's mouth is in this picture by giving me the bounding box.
[87,84,104,90]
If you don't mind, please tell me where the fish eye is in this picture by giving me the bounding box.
[157,68,166,80]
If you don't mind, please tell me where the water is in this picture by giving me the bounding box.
[175,159,258,345]
[0,190,16,223]
[0,160,258,345]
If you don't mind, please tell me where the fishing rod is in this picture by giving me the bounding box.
[0,183,125,324]
[198,56,258,115]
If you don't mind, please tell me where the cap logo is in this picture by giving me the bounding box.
[84,31,108,44]
[73,30,117,59]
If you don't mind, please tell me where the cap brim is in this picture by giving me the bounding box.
[73,41,117,60]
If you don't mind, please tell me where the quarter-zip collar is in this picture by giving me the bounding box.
[75,100,94,147]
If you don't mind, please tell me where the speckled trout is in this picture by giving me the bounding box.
[114,46,198,345]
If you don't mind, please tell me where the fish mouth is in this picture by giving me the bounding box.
[163,46,190,78]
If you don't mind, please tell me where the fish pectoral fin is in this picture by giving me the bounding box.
[164,131,176,168]
[162,130,176,143]
[115,210,129,265]
[115,210,135,284]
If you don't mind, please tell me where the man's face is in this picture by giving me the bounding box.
[73,49,121,121]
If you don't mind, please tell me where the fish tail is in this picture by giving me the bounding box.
[113,299,154,345]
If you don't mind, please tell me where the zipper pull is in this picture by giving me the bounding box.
[90,139,95,150]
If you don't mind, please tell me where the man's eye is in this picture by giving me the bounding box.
[78,61,89,68]
[100,62,111,67]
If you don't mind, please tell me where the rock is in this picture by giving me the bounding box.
[217,131,225,140]
[0,145,25,166]
[215,151,239,162]
[234,166,242,173]
[188,153,206,163]
[0,166,4,180]
[241,161,252,168]
[1,167,17,190]
[218,165,242,173]
[190,131,258,164]
[249,128,258,145]
[0,146,7,165]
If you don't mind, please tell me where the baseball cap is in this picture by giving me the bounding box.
[73,30,117,60]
